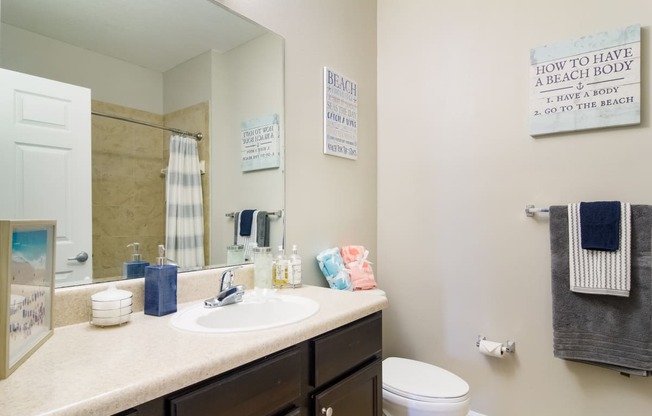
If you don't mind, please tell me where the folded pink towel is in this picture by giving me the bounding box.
[341,245,377,290]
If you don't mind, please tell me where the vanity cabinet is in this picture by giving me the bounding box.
[313,359,382,416]
[116,312,382,416]
[309,312,382,416]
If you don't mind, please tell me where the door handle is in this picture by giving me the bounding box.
[68,251,89,263]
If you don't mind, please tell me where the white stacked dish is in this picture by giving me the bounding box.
[90,284,133,327]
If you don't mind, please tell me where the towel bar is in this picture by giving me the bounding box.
[526,204,550,217]
[225,210,284,218]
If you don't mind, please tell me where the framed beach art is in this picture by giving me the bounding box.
[0,220,55,379]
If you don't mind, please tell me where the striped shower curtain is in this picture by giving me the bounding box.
[166,134,205,269]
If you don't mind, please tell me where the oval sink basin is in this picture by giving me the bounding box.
[170,292,320,334]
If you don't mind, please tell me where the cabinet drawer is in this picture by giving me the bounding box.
[169,346,302,416]
[313,358,382,416]
[312,312,381,387]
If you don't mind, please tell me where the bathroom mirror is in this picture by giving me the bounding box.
[0,0,285,287]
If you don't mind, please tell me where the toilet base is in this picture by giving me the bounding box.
[384,412,470,416]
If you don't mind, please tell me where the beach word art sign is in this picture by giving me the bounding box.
[324,67,358,160]
[241,114,281,172]
[529,24,640,136]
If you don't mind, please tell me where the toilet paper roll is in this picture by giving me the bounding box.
[478,339,504,358]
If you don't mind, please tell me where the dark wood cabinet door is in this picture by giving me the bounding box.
[313,358,382,416]
[312,312,382,388]
[169,346,302,416]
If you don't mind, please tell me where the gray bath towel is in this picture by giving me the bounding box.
[550,205,652,376]
[256,211,270,247]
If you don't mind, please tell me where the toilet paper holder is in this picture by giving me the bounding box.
[476,335,516,354]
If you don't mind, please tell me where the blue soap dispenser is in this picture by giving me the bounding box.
[144,245,177,316]
[123,242,149,279]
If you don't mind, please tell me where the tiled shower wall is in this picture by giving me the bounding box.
[91,100,209,279]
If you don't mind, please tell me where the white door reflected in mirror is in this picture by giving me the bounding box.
[0,68,93,287]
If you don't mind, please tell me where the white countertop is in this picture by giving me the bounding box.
[0,285,387,416]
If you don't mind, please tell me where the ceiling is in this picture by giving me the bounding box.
[1,0,269,72]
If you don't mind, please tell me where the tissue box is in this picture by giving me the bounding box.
[341,245,377,290]
[316,247,353,291]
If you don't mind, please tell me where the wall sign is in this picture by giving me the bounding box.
[241,114,281,172]
[529,24,640,136]
[324,67,358,160]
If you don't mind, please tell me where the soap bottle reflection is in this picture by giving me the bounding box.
[123,242,149,279]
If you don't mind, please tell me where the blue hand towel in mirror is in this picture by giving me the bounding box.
[239,209,256,236]
[580,201,621,251]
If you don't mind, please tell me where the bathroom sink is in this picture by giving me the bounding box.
[170,292,320,334]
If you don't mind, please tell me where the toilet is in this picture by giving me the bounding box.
[382,357,470,416]
[355,289,470,415]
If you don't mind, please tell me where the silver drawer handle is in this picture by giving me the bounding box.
[321,407,333,416]
[67,251,89,263]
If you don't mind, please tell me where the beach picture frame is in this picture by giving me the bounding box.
[0,220,55,379]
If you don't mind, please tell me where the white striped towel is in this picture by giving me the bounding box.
[237,210,258,261]
[567,202,631,296]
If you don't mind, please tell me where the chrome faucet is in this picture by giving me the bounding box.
[204,266,245,308]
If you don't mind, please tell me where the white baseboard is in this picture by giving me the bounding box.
[468,411,488,416]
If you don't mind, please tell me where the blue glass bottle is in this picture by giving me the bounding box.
[123,242,149,279]
[144,245,177,316]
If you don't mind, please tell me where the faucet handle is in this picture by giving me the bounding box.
[219,266,243,292]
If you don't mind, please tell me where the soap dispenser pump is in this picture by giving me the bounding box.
[144,245,177,316]
[123,242,149,279]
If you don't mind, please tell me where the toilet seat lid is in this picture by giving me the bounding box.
[383,357,469,402]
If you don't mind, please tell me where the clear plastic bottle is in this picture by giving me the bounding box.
[253,247,273,298]
[288,245,302,288]
[273,245,288,288]
[226,244,245,265]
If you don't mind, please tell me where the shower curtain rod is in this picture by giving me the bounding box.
[91,111,203,141]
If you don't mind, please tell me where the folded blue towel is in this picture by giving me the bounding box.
[580,201,621,251]
[316,247,353,291]
[239,209,256,236]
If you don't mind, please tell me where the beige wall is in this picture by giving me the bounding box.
[1,23,164,113]
[217,0,378,284]
[378,1,652,415]
[211,33,285,264]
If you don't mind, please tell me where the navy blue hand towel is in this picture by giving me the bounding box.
[580,201,621,251]
[239,209,256,236]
